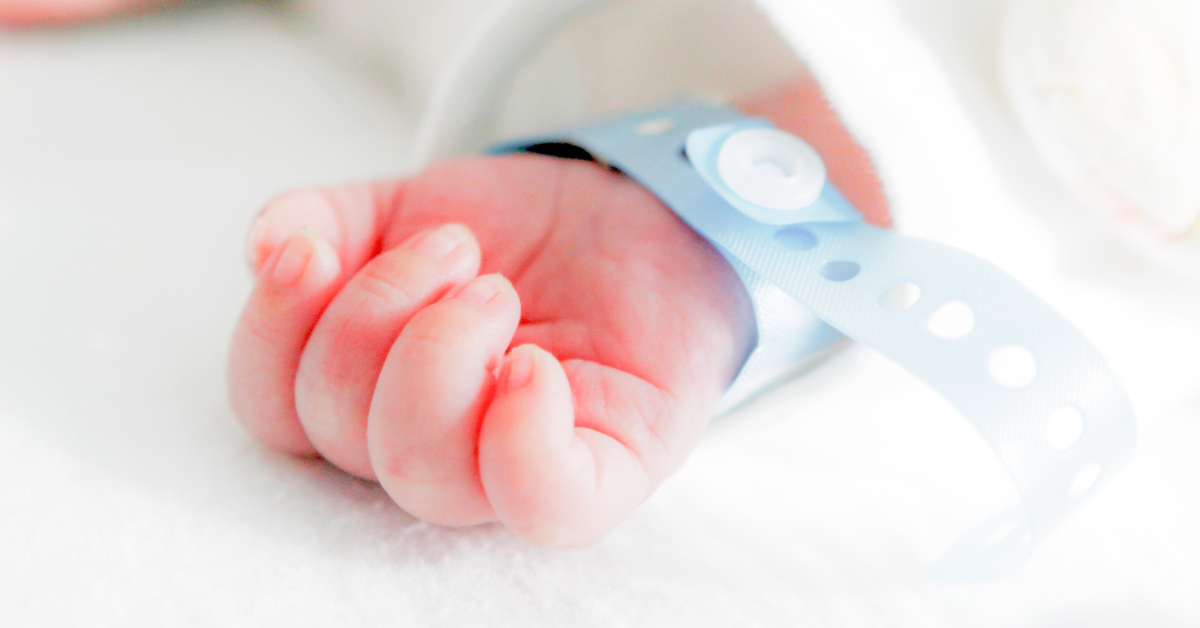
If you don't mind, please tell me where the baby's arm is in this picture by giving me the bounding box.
[229,73,888,546]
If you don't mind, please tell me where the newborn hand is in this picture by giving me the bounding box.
[227,77,888,546]
[228,155,753,545]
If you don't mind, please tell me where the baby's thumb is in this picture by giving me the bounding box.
[479,345,650,547]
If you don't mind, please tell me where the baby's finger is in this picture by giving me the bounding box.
[227,184,405,454]
[368,274,521,526]
[293,224,480,480]
[478,347,666,548]
[227,228,341,454]
[246,184,406,282]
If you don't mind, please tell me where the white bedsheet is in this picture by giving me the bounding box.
[2,2,1198,626]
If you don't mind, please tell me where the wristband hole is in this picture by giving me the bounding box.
[774,226,818,251]
[989,345,1038,389]
[879,282,921,311]
[1046,406,1085,451]
[820,260,860,282]
[635,118,675,135]
[1070,464,1103,498]
[928,301,975,339]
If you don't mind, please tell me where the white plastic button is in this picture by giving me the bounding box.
[717,128,826,212]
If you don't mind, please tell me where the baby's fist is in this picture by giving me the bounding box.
[227,157,742,546]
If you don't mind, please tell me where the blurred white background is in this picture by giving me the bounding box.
[1,0,1198,625]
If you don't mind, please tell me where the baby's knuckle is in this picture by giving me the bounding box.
[355,264,423,309]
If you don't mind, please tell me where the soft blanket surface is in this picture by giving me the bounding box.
[2,2,1198,626]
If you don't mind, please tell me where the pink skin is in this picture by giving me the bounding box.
[0,0,169,26]
[227,75,890,547]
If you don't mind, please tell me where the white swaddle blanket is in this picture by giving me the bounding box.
[2,0,1199,625]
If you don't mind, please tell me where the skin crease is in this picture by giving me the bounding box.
[8,0,890,548]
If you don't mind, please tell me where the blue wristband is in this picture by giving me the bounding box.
[491,100,1136,582]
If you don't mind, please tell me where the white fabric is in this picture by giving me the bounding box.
[999,0,1200,276]
[2,1,1199,625]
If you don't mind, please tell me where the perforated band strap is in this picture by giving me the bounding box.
[493,101,1136,582]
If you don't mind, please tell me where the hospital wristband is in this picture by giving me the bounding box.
[491,100,1137,582]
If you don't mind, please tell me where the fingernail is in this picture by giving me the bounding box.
[505,349,535,391]
[405,223,469,259]
[268,228,321,286]
[245,192,337,274]
[453,274,504,305]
